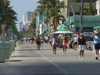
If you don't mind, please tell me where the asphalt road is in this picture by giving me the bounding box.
[0,42,100,75]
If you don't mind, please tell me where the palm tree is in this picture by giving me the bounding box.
[0,0,18,39]
[0,0,18,34]
[83,2,96,15]
[37,0,66,31]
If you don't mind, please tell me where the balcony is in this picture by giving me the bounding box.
[71,0,96,3]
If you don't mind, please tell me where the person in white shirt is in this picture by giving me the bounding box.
[71,34,78,50]
[40,36,44,46]
[51,34,57,54]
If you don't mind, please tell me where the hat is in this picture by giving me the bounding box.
[80,33,83,35]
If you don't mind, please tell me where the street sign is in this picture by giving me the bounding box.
[84,32,93,36]
[0,7,3,14]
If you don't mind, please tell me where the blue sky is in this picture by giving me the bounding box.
[9,0,39,21]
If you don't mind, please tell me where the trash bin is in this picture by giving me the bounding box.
[0,42,7,63]
[5,41,12,59]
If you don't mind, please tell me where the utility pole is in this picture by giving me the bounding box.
[80,0,83,33]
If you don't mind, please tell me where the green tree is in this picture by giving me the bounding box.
[36,0,66,30]
[0,0,18,36]
[83,2,96,15]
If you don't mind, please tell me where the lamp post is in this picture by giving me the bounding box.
[80,0,84,33]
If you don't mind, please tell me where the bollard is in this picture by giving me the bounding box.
[0,43,7,63]
[10,40,15,52]
[5,41,12,59]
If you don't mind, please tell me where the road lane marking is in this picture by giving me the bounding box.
[30,45,69,75]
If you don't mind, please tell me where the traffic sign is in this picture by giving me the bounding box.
[0,7,3,14]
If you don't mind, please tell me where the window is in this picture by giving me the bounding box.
[92,0,96,3]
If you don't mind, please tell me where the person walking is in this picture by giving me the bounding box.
[77,33,87,60]
[51,34,57,54]
[40,36,44,46]
[71,34,78,50]
[62,34,68,53]
[90,31,100,60]
[35,35,41,50]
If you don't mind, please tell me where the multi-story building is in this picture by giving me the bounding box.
[60,0,96,18]
[96,0,100,15]
[18,21,23,32]
[26,12,32,23]
[23,12,33,30]
[36,12,48,35]
[23,13,27,30]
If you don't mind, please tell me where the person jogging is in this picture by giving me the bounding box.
[51,34,57,54]
[35,35,41,50]
[77,33,87,60]
[62,34,68,53]
[90,31,100,60]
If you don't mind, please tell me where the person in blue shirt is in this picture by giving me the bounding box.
[91,31,100,60]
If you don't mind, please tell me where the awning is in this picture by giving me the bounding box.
[94,26,100,30]
[57,24,70,31]
[40,29,50,36]
[57,24,65,31]
[54,31,73,34]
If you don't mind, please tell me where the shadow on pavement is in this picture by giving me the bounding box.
[5,60,22,62]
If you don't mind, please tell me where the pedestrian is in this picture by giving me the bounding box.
[49,38,52,46]
[51,34,57,54]
[71,34,78,50]
[62,34,68,53]
[77,33,87,60]
[35,35,41,50]
[30,37,33,44]
[40,36,44,46]
[28,36,30,42]
[90,31,100,60]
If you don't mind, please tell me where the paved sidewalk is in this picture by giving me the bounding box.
[0,42,100,75]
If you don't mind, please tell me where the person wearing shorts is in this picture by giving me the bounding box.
[77,33,86,60]
[35,35,41,50]
[62,34,68,53]
[40,36,44,46]
[71,34,78,50]
[51,34,57,54]
[91,31,100,60]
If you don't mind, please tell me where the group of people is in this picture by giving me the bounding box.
[50,31,100,60]
[23,31,100,61]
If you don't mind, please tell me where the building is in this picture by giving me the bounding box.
[23,12,33,30]
[36,12,47,35]
[96,0,100,15]
[60,0,96,18]
[65,15,100,40]
[18,21,23,32]
[23,13,27,30]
